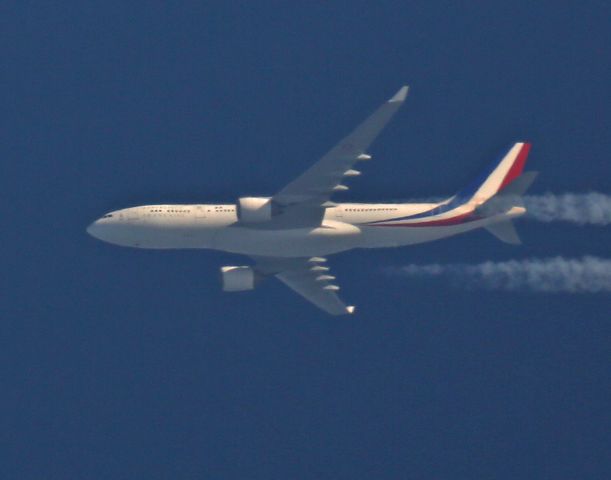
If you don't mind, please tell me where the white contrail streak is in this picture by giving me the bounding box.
[386,257,611,293]
[523,193,611,225]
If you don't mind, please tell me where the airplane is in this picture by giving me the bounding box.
[87,86,536,315]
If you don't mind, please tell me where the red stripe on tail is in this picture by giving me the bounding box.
[499,143,531,190]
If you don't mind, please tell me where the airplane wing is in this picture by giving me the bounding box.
[271,86,409,226]
[252,256,355,316]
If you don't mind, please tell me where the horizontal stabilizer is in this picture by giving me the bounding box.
[501,171,539,197]
[485,220,521,245]
[477,171,538,217]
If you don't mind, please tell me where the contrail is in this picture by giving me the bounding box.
[523,193,611,225]
[386,256,611,293]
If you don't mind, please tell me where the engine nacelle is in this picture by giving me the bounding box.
[236,197,273,223]
[220,266,257,292]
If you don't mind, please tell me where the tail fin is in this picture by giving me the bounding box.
[496,171,538,198]
[478,172,538,245]
[479,172,538,245]
[479,169,538,245]
[479,171,539,216]
[479,170,538,245]
[455,142,532,206]
[457,143,535,245]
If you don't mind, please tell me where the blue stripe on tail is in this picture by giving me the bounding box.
[372,146,512,223]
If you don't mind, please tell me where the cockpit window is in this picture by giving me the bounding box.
[103,214,113,218]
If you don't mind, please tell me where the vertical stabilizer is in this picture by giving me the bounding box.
[455,142,532,206]
[478,171,539,216]
[479,170,538,245]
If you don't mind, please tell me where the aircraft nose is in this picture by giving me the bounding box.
[86,220,102,239]
[86,215,134,246]
[87,218,117,241]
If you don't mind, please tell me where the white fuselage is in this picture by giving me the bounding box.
[87,202,524,257]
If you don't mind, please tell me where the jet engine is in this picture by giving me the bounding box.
[220,266,258,291]
[236,197,273,223]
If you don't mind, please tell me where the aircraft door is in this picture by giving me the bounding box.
[194,205,207,218]
[334,206,344,220]
[125,210,139,220]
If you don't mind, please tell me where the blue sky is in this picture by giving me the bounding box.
[3,2,610,478]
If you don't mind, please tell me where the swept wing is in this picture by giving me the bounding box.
[270,86,409,227]
[253,256,354,315]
